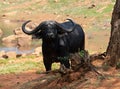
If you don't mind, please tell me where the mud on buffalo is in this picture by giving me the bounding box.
[22,19,85,72]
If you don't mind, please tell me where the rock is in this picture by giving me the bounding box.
[88,4,96,9]
[0,50,6,58]
[6,51,16,58]
[14,27,32,48]
[32,47,42,56]
[2,14,6,18]
[54,0,58,2]
[2,27,32,48]
[21,53,27,57]
[14,27,23,35]
[4,19,11,24]
[2,34,32,47]
[2,35,17,47]
[13,27,34,35]
[0,51,17,59]
[0,29,3,37]
[17,35,32,47]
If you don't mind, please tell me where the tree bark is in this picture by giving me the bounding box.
[106,0,120,67]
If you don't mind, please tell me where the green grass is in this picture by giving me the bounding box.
[0,59,9,65]
[102,4,114,13]
[19,55,37,59]
[0,0,29,7]
[0,56,60,74]
[0,55,41,74]
[52,63,60,70]
[0,0,114,16]
[0,22,18,37]
[35,0,114,18]
[0,60,40,74]
[0,0,114,35]
[11,0,112,18]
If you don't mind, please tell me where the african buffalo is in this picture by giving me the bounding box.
[22,19,85,72]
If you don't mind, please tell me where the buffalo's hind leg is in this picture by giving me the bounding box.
[59,57,71,74]
[80,38,85,51]
[82,37,85,50]
[61,59,70,69]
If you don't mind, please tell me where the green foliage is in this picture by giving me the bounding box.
[79,50,85,58]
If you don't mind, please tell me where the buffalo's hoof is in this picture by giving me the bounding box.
[45,71,51,74]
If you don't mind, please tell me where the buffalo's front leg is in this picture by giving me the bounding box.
[43,58,52,72]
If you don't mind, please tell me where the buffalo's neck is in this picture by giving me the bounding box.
[42,38,58,50]
[42,38,58,59]
[42,37,58,43]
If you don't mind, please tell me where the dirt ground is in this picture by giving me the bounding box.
[0,57,120,89]
[0,70,45,89]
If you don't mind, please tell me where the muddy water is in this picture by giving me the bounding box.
[0,20,40,54]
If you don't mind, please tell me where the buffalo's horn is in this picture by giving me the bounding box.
[56,19,77,33]
[22,20,41,35]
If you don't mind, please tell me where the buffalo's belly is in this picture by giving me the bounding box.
[52,58,60,62]
[69,40,83,53]
[46,52,60,62]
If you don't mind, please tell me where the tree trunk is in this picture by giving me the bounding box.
[106,0,120,67]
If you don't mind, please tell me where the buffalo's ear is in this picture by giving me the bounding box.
[57,29,65,34]
[55,19,76,34]
[56,25,66,34]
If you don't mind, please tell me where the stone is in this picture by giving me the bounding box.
[0,50,6,58]
[17,35,32,47]
[2,35,17,47]
[13,27,23,35]
[14,27,32,48]
[2,27,32,47]
[6,51,16,58]
[32,47,42,56]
